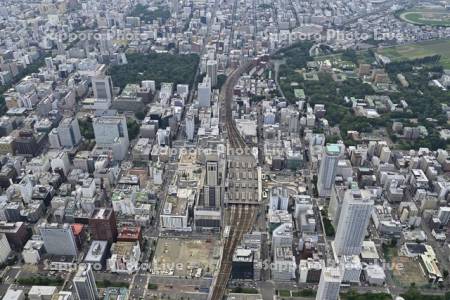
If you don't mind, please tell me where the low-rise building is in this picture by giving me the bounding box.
[108,241,141,274]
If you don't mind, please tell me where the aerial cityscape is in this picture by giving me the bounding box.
[2,0,450,299]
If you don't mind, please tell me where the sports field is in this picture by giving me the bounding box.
[377,39,450,68]
[399,7,450,26]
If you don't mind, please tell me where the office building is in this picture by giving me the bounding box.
[22,239,45,264]
[93,115,129,160]
[57,117,82,148]
[90,76,113,109]
[0,221,29,250]
[231,248,255,280]
[28,286,57,300]
[206,60,218,87]
[89,208,118,244]
[438,207,450,225]
[299,258,324,283]
[195,157,222,230]
[92,75,114,109]
[272,222,293,249]
[231,232,263,281]
[272,246,296,281]
[93,115,128,145]
[73,264,98,300]
[0,233,11,263]
[269,186,289,211]
[317,144,341,197]
[185,109,195,141]
[3,289,25,300]
[39,223,78,256]
[206,160,218,187]
[316,267,342,300]
[14,130,45,158]
[334,188,374,256]
[198,79,211,108]
[84,240,109,269]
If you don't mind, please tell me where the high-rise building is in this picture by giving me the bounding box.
[39,223,78,256]
[317,144,341,197]
[93,115,128,145]
[14,130,45,158]
[92,115,129,160]
[89,208,118,244]
[272,222,293,249]
[203,159,221,208]
[73,264,98,300]
[438,207,450,225]
[334,188,374,256]
[57,117,82,148]
[0,233,11,263]
[269,186,289,211]
[316,267,342,300]
[206,160,218,187]
[206,60,218,87]
[185,110,195,141]
[91,75,114,110]
[203,186,221,208]
[45,57,54,70]
[0,221,29,251]
[48,129,61,149]
[198,78,211,108]
[195,153,222,230]
[92,75,113,100]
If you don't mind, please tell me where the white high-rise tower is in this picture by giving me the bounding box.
[317,144,340,197]
[334,188,374,256]
[316,267,342,300]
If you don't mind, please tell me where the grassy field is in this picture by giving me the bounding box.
[399,7,450,26]
[314,51,374,65]
[377,39,450,68]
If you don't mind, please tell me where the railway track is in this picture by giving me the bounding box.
[209,56,262,299]
[210,205,257,299]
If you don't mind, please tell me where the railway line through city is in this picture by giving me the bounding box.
[209,56,261,300]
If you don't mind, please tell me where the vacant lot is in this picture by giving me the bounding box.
[377,39,450,68]
[391,256,428,287]
[151,238,219,277]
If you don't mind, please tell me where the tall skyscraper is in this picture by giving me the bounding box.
[57,117,82,148]
[206,60,218,87]
[316,267,342,300]
[317,144,340,197]
[89,208,118,244]
[334,188,374,256]
[74,264,98,300]
[39,223,78,256]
